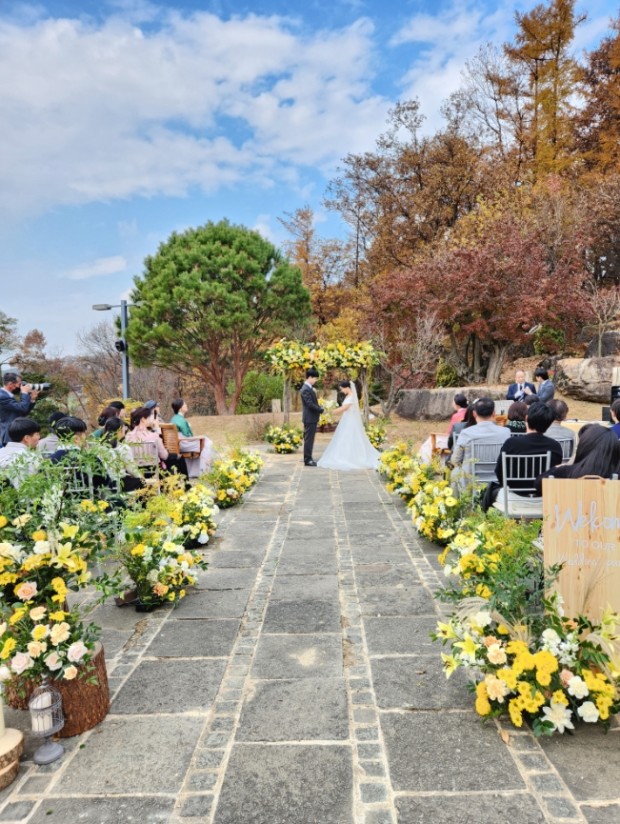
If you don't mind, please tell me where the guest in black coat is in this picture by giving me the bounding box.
[482,402,563,510]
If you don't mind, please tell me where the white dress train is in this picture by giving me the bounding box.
[317,384,380,471]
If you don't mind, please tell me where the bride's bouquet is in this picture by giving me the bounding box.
[317,399,336,428]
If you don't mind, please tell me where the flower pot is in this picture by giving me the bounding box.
[4,643,110,737]
[317,424,337,433]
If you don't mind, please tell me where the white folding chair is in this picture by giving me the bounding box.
[469,441,506,499]
[493,451,552,519]
[555,438,574,464]
[126,440,160,486]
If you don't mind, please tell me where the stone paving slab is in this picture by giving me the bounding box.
[212,744,353,824]
[28,796,176,823]
[147,619,240,657]
[262,598,342,633]
[251,633,343,680]
[236,677,349,741]
[111,659,226,713]
[359,587,436,617]
[270,573,340,602]
[364,615,441,655]
[539,727,620,800]
[381,712,526,792]
[59,716,202,794]
[395,793,547,824]
[371,655,472,709]
[581,804,620,823]
[172,588,251,618]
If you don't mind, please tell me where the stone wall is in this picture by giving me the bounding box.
[396,386,505,421]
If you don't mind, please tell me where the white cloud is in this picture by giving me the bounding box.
[0,7,387,219]
[66,255,128,280]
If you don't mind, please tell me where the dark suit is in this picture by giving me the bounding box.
[482,432,563,509]
[0,388,34,446]
[300,382,323,464]
[506,382,536,401]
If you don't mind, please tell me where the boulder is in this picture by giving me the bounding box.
[396,386,505,421]
[585,332,620,358]
[555,357,620,402]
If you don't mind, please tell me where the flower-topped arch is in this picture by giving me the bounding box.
[264,339,381,423]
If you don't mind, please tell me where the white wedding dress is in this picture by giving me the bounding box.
[317,383,380,471]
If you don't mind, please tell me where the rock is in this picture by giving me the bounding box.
[555,357,620,402]
[396,387,505,421]
[585,332,620,358]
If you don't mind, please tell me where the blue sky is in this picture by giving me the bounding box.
[1,0,617,355]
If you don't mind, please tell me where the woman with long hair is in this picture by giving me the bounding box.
[127,406,188,477]
[535,424,620,495]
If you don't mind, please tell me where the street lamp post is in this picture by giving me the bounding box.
[92,300,131,399]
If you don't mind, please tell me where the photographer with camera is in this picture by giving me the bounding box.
[0,372,41,447]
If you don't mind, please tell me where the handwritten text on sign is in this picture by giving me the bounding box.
[543,478,620,621]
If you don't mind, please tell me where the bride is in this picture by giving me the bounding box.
[318,380,380,470]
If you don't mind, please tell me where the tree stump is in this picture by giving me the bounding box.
[3,644,110,738]
[0,729,24,790]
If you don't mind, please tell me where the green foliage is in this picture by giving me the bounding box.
[435,358,460,387]
[126,220,311,412]
[227,370,283,414]
[533,325,565,355]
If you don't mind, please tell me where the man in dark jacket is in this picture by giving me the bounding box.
[0,372,39,446]
[300,368,323,467]
[482,402,563,510]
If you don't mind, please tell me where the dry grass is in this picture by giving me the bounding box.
[188,391,605,453]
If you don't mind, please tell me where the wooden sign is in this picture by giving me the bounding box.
[543,478,620,622]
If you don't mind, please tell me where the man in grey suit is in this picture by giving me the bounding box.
[300,368,323,466]
[450,397,510,494]
[525,368,555,402]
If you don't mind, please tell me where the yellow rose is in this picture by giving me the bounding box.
[31,530,46,542]
[63,665,78,680]
[0,516,7,528]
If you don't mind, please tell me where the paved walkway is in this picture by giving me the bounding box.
[1,444,619,823]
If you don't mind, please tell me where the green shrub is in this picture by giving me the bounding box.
[435,359,460,387]
[228,370,283,414]
[533,326,565,356]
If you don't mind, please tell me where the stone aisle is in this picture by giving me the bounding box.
[1,447,619,823]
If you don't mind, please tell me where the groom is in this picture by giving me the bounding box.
[300,368,324,467]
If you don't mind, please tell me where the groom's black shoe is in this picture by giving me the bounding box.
[305,460,318,467]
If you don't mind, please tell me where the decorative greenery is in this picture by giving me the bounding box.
[365,420,387,449]
[204,448,263,507]
[434,596,620,736]
[227,370,284,414]
[264,425,303,454]
[264,339,380,377]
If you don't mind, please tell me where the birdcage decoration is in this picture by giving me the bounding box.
[28,680,65,765]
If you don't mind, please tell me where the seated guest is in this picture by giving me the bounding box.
[37,411,65,455]
[525,368,555,402]
[419,393,469,463]
[108,400,126,419]
[506,370,536,402]
[448,402,476,451]
[535,424,620,495]
[93,406,121,438]
[523,393,539,407]
[448,394,469,433]
[49,416,117,492]
[170,398,215,476]
[610,399,620,437]
[0,417,42,486]
[546,399,576,460]
[127,406,188,478]
[100,417,145,492]
[482,402,563,510]
[450,397,510,494]
[506,402,527,434]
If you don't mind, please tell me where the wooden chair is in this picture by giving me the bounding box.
[495,414,508,427]
[160,423,204,460]
[430,432,450,458]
